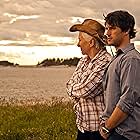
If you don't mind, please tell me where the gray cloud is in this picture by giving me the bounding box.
[0,0,140,46]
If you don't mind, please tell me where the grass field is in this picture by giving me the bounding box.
[0,98,77,140]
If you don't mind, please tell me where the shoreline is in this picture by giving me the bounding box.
[0,65,76,68]
[0,96,71,106]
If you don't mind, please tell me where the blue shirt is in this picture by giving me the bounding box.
[101,43,140,140]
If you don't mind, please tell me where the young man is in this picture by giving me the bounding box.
[66,19,112,140]
[100,10,140,140]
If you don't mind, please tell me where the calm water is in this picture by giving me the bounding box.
[0,66,75,104]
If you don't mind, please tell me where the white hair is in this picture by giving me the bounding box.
[81,32,93,42]
[80,32,104,49]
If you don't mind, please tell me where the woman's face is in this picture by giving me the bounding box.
[77,32,91,55]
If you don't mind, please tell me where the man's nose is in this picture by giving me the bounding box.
[105,30,109,37]
[105,29,110,38]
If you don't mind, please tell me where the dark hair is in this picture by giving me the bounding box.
[104,10,136,39]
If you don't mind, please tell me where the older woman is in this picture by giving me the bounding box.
[66,19,112,140]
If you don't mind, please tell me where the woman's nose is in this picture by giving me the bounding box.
[77,42,80,47]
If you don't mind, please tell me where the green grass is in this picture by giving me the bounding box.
[0,98,77,140]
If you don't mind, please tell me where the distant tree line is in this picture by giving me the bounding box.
[0,61,19,66]
[37,57,80,67]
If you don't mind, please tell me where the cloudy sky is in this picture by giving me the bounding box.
[0,0,140,65]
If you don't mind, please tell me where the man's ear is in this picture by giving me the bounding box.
[125,29,130,35]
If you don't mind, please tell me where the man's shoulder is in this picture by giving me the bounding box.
[122,48,140,60]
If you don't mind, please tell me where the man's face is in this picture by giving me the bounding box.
[105,23,126,48]
[77,32,91,55]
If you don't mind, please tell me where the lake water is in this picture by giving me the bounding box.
[0,66,75,105]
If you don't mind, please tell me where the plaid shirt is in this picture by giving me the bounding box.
[66,49,112,132]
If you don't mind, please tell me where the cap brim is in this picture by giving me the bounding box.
[69,24,84,32]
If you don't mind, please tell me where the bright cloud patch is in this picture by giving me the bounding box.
[3,13,40,24]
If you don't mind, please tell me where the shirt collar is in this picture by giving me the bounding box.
[83,49,105,63]
[116,43,135,56]
[91,49,106,62]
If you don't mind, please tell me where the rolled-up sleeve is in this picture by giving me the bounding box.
[117,58,140,114]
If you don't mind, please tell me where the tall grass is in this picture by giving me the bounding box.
[0,97,77,140]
